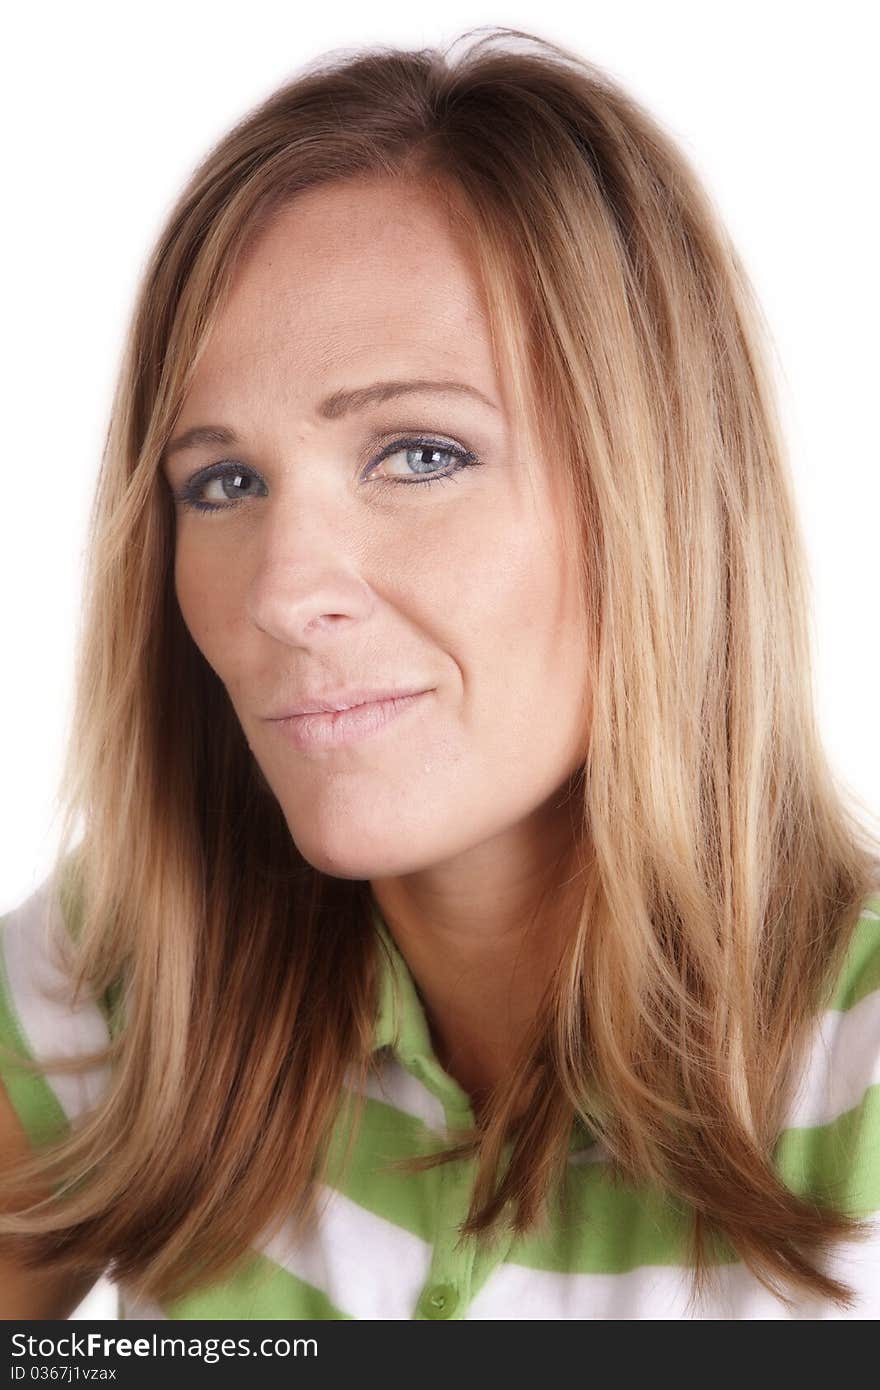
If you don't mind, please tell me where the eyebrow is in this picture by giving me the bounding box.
[161,378,499,462]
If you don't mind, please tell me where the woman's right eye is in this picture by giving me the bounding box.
[174,463,264,514]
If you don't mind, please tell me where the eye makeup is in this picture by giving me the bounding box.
[170,433,485,515]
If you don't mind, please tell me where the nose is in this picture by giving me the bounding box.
[246,485,377,645]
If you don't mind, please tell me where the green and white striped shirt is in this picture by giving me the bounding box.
[1,875,879,1319]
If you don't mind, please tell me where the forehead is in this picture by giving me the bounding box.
[190,178,498,402]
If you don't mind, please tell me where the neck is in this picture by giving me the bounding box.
[370,800,586,1110]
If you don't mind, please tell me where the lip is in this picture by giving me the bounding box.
[269,690,433,750]
[266,686,429,718]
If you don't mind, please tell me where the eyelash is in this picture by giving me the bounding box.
[172,435,483,515]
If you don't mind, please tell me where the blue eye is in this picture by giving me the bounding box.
[171,436,483,515]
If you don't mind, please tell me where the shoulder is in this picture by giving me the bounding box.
[824,893,880,1014]
[0,865,114,1150]
[777,892,880,1215]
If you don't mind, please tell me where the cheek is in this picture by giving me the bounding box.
[174,544,244,676]
[462,511,579,675]
[458,513,587,757]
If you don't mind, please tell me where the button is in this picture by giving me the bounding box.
[421,1282,459,1319]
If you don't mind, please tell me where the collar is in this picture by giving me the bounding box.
[369,896,433,1057]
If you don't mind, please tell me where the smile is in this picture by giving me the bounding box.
[269,690,432,750]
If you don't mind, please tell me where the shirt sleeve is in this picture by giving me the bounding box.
[0,867,115,1151]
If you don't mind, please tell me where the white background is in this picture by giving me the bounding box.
[2,0,877,1321]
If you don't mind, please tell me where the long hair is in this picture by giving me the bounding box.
[2,25,879,1313]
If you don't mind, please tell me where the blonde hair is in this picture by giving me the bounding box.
[3,25,879,1314]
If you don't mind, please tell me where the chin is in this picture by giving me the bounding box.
[288,830,429,882]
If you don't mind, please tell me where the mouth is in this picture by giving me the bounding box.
[269,690,433,751]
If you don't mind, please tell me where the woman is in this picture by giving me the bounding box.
[2,26,879,1321]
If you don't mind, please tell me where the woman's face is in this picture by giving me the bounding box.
[163,176,589,881]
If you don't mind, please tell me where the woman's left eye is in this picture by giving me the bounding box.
[172,436,483,515]
[368,437,482,491]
